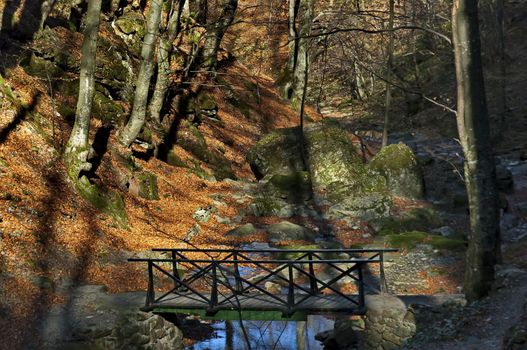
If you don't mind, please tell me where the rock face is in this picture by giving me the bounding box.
[363,294,417,349]
[367,143,424,199]
[267,221,316,243]
[247,123,396,220]
[39,285,183,350]
[247,127,304,179]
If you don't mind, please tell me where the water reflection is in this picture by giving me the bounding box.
[186,316,334,350]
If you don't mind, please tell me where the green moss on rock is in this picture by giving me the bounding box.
[129,171,159,200]
[372,207,442,236]
[367,143,424,199]
[386,231,428,249]
[76,176,128,229]
[264,171,312,201]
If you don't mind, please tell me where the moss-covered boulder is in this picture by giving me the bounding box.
[186,91,218,122]
[386,231,466,250]
[329,194,392,220]
[113,8,146,56]
[263,171,312,201]
[248,123,391,219]
[367,143,424,199]
[128,171,159,200]
[370,207,442,236]
[267,221,316,243]
[247,127,304,179]
[248,196,293,217]
[226,223,256,238]
[76,176,128,229]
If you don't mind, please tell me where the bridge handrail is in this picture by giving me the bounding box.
[150,247,398,254]
[129,247,397,315]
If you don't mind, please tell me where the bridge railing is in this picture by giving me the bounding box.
[129,248,397,315]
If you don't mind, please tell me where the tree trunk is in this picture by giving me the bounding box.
[381,0,395,148]
[283,0,300,99]
[119,0,164,147]
[452,0,500,301]
[290,0,313,110]
[64,0,102,180]
[201,0,238,71]
[148,0,186,123]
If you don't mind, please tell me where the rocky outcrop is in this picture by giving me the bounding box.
[267,221,316,243]
[39,285,183,350]
[247,127,304,179]
[367,143,424,199]
[247,123,392,220]
[363,294,417,349]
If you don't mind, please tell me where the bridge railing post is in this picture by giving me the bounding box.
[210,261,218,310]
[233,252,243,294]
[287,262,295,311]
[358,262,365,311]
[146,261,155,308]
[308,252,318,295]
[171,250,182,291]
[379,251,388,294]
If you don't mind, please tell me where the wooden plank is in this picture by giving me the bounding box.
[152,292,362,314]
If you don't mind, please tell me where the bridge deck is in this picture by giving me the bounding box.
[149,292,363,314]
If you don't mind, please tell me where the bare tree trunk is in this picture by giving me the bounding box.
[64,0,102,180]
[381,0,395,148]
[148,0,186,123]
[201,0,238,71]
[290,0,313,109]
[452,0,500,302]
[283,0,300,99]
[119,0,164,147]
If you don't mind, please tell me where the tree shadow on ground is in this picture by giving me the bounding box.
[0,92,40,144]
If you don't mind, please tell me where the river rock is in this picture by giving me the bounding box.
[367,143,424,199]
[267,221,316,243]
[39,285,183,349]
[363,294,417,349]
[226,223,256,237]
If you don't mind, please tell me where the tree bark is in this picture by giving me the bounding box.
[201,0,238,71]
[452,0,500,301]
[148,0,186,123]
[381,0,395,148]
[283,0,300,99]
[290,0,313,110]
[119,0,164,147]
[64,0,102,180]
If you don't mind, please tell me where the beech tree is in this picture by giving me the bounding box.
[148,0,186,123]
[119,0,164,147]
[201,0,238,71]
[452,0,500,301]
[64,0,102,180]
[381,0,395,148]
[283,0,314,108]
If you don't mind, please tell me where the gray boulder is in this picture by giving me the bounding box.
[226,223,256,237]
[367,143,424,199]
[247,127,304,179]
[267,221,316,243]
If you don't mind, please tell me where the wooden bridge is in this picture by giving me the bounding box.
[129,247,397,320]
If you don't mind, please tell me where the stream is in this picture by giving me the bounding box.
[185,316,334,350]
